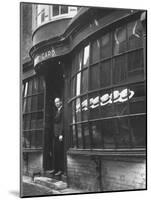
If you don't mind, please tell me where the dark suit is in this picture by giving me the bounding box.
[53,106,64,172]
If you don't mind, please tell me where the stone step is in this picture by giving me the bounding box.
[34,176,68,191]
[44,170,67,182]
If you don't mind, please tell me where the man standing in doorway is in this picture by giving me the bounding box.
[50,97,64,176]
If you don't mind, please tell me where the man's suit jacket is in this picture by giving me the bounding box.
[54,106,63,137]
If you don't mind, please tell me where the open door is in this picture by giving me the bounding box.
[43,60,64,172]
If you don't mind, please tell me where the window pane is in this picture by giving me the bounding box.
[91,121,103,148]
[71,101,76,123]
[130,115,146,147]
[31,96,38,111]
[38,94,44,110]
[83,45,90,67]
[81,96,88,121]
[113,87,129,116]
[53,5,59,16]
[71,125,77,148]
[102,119,116,148]
[127,49,144,82]
[113,55,127,84]
[114,118,130,148]
[24,82,28,97]
[82,123,90,148]
[100,33,112,59]
[32,77,38,94]
[81,69,88,93]
[23,98,27,113]
[61,6,68,14]
[26,97,32,112]
[75,98,81,122]
[38,76,45,92]
[72,51,82,75]
[89,64,100,90]
[100,60,111,88]
[30,131,43,148]
[27,80,33,96]
[77,124,83,148]
[23,114,31,130]
[72,54,78,75]
[89,92,100,119]
[37,112,43,128]
[128,20,143,49]
[76,72,81,95]
[30,113,37,129]
[91,40,100,63]
[129,84,146,114]
[114,26,127,55]
[23,132,30,148]
[78,49,83,71]
[71,77,76,97]
[100,89,114,118]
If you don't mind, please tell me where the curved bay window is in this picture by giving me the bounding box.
[22,76,45,150]
[69,18,146,151]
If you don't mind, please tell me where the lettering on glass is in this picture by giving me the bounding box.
[76,88,134,112]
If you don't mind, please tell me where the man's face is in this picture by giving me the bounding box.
[54,98,62,108]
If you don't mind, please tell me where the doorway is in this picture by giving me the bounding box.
[43,60,64,172]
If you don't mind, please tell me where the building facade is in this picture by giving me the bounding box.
[22,4,147,192]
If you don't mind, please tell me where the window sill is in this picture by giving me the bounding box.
[23,148,43,152]
[67,148,146,157]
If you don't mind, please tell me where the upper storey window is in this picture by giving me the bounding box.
[36,4,77,28]
[52,5,68,16]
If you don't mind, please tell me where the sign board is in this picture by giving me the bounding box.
[34,48,56,66]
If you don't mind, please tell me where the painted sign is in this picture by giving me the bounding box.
[34,48,56,66]
[76,88,135,112]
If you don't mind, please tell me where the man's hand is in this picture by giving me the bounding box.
[59,135,63,141]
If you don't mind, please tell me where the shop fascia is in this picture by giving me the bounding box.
[34,48,56,66]
[76,89,135,112]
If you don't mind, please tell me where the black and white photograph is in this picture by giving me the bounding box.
[20,2,147,197]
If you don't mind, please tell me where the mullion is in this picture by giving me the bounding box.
[80,47,85,149]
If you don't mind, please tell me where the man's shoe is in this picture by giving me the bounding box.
[49,169,55,174]
[54,171,63,176]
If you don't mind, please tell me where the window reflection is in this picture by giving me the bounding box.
[101,33,112,59]
[76,73,81,96]
[90,64,100,90]
[83,45,90,67]
[81,69,88,93]
[128,20,143,49]
[91,121,103,148]
[75,98,81,122]
[114,26,127,55]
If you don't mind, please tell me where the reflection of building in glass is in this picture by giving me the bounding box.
[22,3,146,193]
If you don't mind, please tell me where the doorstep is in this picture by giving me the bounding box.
[23,175,84,195]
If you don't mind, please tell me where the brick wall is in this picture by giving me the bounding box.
[101,157,146,191]
[24,152,43,175]
[67,154,100,192]
[67,154,146,192]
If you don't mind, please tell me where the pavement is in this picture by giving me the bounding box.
[21,175,83,197]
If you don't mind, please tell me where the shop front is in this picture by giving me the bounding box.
[23,6,146,192]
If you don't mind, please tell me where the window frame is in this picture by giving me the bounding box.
[22,76,45,151]
[69,18,146,152]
